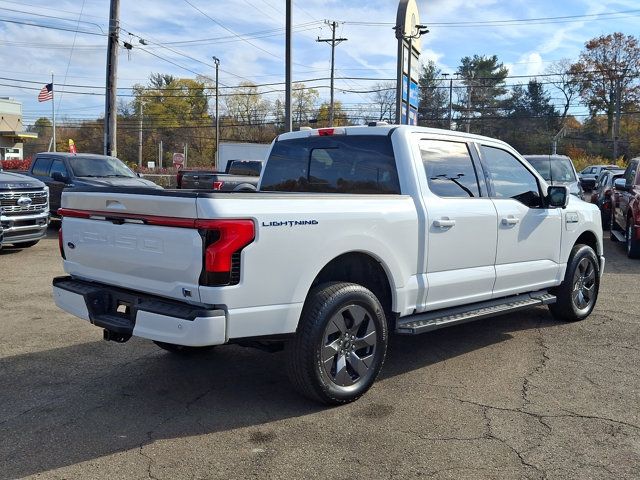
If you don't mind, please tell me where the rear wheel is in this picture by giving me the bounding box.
[549,244,599,322]
[626,221,640,259]
[153,341,215,355]
[286,282,388,405]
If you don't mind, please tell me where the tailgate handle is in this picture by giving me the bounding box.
[106,200,125,210]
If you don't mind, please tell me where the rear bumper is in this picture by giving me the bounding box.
[0,211,49,245]
[52,276,226,346]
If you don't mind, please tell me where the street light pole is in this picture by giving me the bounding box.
[402,25,428,126]
[213,56,220,168]
[285,0,292,132]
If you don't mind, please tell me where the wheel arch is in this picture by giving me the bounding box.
[233,183,256,192]
[308,251,396,322]
[575,230,602,261]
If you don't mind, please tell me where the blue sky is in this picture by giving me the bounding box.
[0,0,638,126]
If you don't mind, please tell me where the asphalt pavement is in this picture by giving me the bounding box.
[1,224,639,479]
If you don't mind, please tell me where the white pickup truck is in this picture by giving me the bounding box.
[53,125,603,404]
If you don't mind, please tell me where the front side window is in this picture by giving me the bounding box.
[481,146,542,207]
[420,140,480,198]
[49,159,68,178]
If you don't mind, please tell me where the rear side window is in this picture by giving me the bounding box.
[481,145,542,207]
[420,140,480,198]
[260,135,400,194]
[32,157,52,176]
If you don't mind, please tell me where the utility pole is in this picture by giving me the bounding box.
[285,0,292,132]
[158,140,163,169]
[317,21,347,126]
[213,56,220,167]
[104,0,120,157]
[447,75,454,130]
[138,102,143,167]
[613,72,623,161]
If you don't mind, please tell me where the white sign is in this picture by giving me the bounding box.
[147,161,156,169]
[172,153,185,166]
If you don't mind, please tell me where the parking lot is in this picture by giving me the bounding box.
[1,223,639,480]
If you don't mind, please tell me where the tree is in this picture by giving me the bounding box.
[455,55,509,136]
[417,61,449,129]
[368,82,396,122]
[316,101,349,127]
[503,80,559,153]
[128,75,213,167]
[223,82,273,143]
[292,83,319,126]
[571,33,640,157]
[546,59,580,129]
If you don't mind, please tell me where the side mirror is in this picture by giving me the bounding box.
[547,185,569,208]
[613,178,627,192]
[580,177,596,191]
[51,172,69,183]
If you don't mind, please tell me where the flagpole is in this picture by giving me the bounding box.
[51,72,56,152]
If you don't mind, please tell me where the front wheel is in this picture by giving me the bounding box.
[286,282,388,405]
[549,244,600,322]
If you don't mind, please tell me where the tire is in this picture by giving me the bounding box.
[626,221,640,259]
[153,341,215,355]
[549,244,600,322]
[14,240,39,248]
[286,282,388,405]
[610,209,621,242]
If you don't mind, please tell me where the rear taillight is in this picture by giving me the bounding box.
[198,220,255,286]
[213,181,224,190]
[58,227,66,259]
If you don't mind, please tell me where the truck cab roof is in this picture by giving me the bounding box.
[277,125,513,149]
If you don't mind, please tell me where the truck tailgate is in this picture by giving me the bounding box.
[60,190,205,303]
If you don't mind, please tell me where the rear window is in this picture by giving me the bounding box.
[260,135,401,194]
[227,160,262,176]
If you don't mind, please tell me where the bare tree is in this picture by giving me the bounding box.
[546,59,580,129]
[368,82,396,122]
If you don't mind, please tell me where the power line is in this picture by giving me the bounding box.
[0,17,105,35]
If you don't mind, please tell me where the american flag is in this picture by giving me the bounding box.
[38,83,53,102]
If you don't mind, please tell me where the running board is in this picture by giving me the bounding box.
[611,230,626,242]
[395,291,556,335]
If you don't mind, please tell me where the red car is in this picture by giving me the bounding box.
[611,158,640,258]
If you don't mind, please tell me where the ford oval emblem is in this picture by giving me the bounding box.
[17,196,33,207]
[67,242,76,249]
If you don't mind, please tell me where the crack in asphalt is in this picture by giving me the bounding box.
[482,405,547,480]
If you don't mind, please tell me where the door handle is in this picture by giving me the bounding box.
[434,218,456,228]
[501,216,520,226]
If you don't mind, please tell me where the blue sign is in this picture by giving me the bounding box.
[402,74,419,108]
